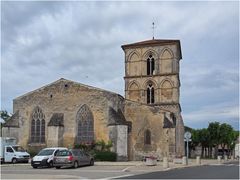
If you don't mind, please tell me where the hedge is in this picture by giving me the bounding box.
[94,151,117,161]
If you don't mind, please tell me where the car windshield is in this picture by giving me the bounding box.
[37,149,55,156]
[12,146,26,152]
[56,150,71,156]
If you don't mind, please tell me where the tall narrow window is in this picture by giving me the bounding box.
[76,105,94,144]
[147,83,154,104]
[144,129,151,145]
[31,107,45,143]
[147,54,155,75]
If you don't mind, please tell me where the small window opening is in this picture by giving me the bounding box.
[144,129,151,145]
[147,54,155,75]
[147,84,154,104]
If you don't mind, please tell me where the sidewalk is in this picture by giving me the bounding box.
[95,159,239,172]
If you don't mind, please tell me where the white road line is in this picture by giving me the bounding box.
[225,164,239,166]
[210,164,223,166]
[209,163,239,166]
[2,169,125,173]
[121,166,133,172]
[98,174,134,180]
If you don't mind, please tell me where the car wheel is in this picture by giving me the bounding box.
[73,161,78,168]
[48,161,53,168]
[55,166,61,169]
[32,165,38,169]
[12,158,17,164]
[90,159,94,166]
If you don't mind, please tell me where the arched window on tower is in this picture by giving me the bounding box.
[147,83,154,104]
[144,129,151,145]
[147,54,155,75]
[30,107,45,143]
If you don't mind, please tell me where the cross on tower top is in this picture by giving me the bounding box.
[152,22,156,40]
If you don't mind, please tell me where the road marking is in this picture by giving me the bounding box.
[209,163,240,167]
[225,164,240,166]
[163,167,171,171]
[2,169,126,173]
[122,166,133,172]
[99,174,134,180]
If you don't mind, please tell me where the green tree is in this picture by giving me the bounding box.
[191,129,200,148]
[198,128,210,158]
[219,123,234,157]
[185,122,238,159]
[207,122,220,158]
[229,131,239,156]
[0,110,10,121]
[0,110,11,136]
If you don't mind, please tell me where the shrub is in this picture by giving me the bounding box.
[28,149,38,158]
[94,151,117,161]
[95,140,113,151]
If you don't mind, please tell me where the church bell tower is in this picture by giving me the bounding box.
[121,39,182,106]
[121,39,184,157]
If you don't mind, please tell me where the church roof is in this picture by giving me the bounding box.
[108,107,127,126]
[108,107,132,132]
[14,78,124,101]
[121,39,182,59]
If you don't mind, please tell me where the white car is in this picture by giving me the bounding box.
[31,147,67,168]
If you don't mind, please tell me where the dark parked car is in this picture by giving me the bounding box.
[53,149,94,169]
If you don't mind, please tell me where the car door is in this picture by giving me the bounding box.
[75,150,82,166]
[5,146,15,162]
[81,151,89,165]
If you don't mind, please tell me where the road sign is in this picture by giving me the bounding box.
[184,131,191,140]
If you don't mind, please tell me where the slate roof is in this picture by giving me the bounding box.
[108,107,127,126]
[48,113,64,126]
[108,107,132,132]
[163,113,175,128]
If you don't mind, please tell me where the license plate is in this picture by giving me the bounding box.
[57,159,65,162]
[34,162,40,164]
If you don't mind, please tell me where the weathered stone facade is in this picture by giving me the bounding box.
[3,39,184,160]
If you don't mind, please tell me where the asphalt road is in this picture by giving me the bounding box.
[1,164,136,179]
[119,161,240,179]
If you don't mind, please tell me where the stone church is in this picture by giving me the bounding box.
[3,39,185,161]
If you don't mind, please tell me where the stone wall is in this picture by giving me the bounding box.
[124,100,176,160]
[10,78,125,152]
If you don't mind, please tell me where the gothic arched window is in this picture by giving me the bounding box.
[31,107,45,143]
[147,54,155,75]
[144,129,151,145]
[147,83,154,104]
[76,105,94,144]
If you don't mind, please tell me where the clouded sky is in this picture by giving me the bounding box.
[1,1,239,130]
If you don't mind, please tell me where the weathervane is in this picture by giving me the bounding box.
[152,22,156,40]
